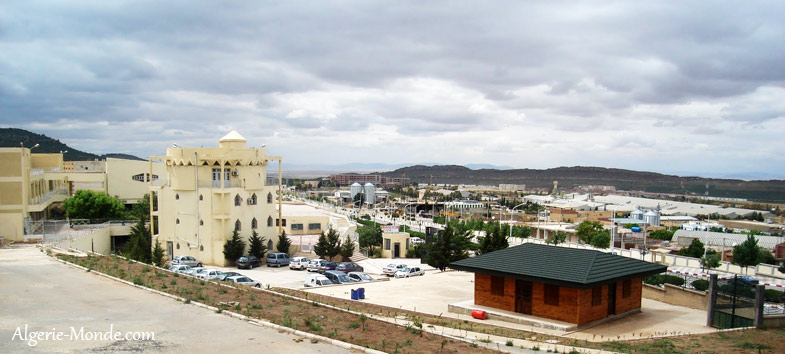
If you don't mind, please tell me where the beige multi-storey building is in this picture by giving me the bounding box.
[150,131,282,266]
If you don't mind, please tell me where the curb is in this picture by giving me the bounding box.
[50,253,385,354]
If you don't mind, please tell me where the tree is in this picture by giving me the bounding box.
[276,230,292,255]
[340,235,355,260]
[63,190,126,221]
[425,224,472,271]
[678,238,705,258]
[649,229,674,240]
[223,226,246,263]
[546,231,567,245]
[130,193,154,221]
[759,247,775,265]
[125,217,152,263]
[575,221,605,245]
[732,235,761,272]
[151,238,167,267]
[314,228,341,260]
[248,229,267,259]
[477,223,509,255]
[700,253,721,272]
[358,224,383,254]
[589,231,610,249]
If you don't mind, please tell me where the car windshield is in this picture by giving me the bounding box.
[386,264,396,268]
[239,257,247,261]
[401,267,411,272]
[336,274,353,282]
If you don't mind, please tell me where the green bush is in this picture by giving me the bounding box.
[644,274,664,286]
[765,289,784,303]
[644,274,685,287]
[663,275,685,286]
[691,279,709,291]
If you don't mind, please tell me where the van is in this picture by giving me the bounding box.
[266,252,291,267]
[323,270,356,285]
[304,273,333,287]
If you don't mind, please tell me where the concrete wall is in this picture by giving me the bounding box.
[382,232,410,258]
[642,283,708,310]
[106,158,166,204]
[762,314,785,329]
[54,228,112,255]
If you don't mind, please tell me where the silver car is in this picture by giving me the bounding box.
[394,266,424,278]
[169,265,192,274]
[226,275,261,288]
[186,267,205,277]
[348,272,373,282]
[382,263,407,277]
[172,256,203,267]
[196,269,223,280]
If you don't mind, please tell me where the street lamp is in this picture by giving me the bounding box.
[403,202,416,233]
[509,202,527,240]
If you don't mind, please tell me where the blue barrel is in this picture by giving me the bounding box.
[631,226,642,232]
[350,289,358,300]
[358,288,365,299]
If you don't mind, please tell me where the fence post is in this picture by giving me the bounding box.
[707,274,718,327]
[755,284,765,329]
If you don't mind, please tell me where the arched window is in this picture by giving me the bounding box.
[235,219,241,231]
[234,194,242,206]
[199,194,203,201]
[251,218,258,229]
[249,193,257,205]
[267,192,273,204]
[175,193,180,200]
[267,216,273,227]
[267,240,273,250]
[176,218,180,224]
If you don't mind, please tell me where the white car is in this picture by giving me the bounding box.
[226,275,261,288]
[348,272,373,282]
[169,265,192,274]
[186,267,205,277]
[196,269,223,280]
[394,266,424,278]
[171,255,203,267]
[307,259,325,272]
[289,256,311,270]
[410,237,425,245]
[382,263,407,277]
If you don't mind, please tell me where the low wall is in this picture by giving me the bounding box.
[763,314,785,329]
[642,283,708,310]
[54,228,111,255]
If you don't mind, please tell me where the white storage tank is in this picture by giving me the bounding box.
[350,182,363,200]
[631,208,644,221]
[643,210,660,226]
[364,183,376,205]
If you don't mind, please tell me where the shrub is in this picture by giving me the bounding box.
[765,289,784,302]
[691,279,709,291]
[663,275,685,287]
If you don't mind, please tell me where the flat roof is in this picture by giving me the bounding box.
[450,243,666,288]
[278,203,329,217]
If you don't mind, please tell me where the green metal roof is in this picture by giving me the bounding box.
[450,243,667,288]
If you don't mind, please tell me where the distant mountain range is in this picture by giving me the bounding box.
[3,128,783,202]
[379,165,785,202]
[0,128,143,161]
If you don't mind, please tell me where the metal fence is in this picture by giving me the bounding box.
[712,275,756,329]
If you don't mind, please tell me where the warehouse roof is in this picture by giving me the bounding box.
[450,243,666,288]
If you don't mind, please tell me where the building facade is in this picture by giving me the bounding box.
[150,131,282,266]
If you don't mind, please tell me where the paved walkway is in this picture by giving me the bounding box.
[0,245,348,354]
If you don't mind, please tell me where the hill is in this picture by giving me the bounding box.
[380,165,785,202]
[0,128,142,161]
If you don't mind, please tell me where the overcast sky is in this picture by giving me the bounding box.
[1,1,784,179]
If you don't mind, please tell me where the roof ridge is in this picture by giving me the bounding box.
[583,251,598,283]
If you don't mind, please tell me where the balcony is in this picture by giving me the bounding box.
[28,188,68,208]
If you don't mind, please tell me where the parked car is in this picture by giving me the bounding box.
[217,272,242,281]
[736,276,759,286]
[185,267,205,276]
[226,275,261,288]
[266,252,291,267]
[237,256,261,269]
[197,269,223,280]
[172,255,203,267]
[347,272,373,282]
[318,261,338,273]
[289,257,311,270]
[304,273,333,287]
[307,259,325,272]
[169,265,192,274]
[382,263,407,277]
[336,262,364,274]
[323,270,357,284]
[410,237,425,245]
[394,266,424,278]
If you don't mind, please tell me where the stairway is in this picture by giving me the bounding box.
[350,253,368,262]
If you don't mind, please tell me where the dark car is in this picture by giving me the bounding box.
[335,262,364,274]
[323,270,357,284]
[318,261,337,273]
[736,276,759,286]
[237,256,261,269]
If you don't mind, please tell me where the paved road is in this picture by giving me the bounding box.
[0,245,348,353]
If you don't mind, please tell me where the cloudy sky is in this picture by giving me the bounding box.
[1,1,784,178]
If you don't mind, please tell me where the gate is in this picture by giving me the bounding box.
[711,275,756,329]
